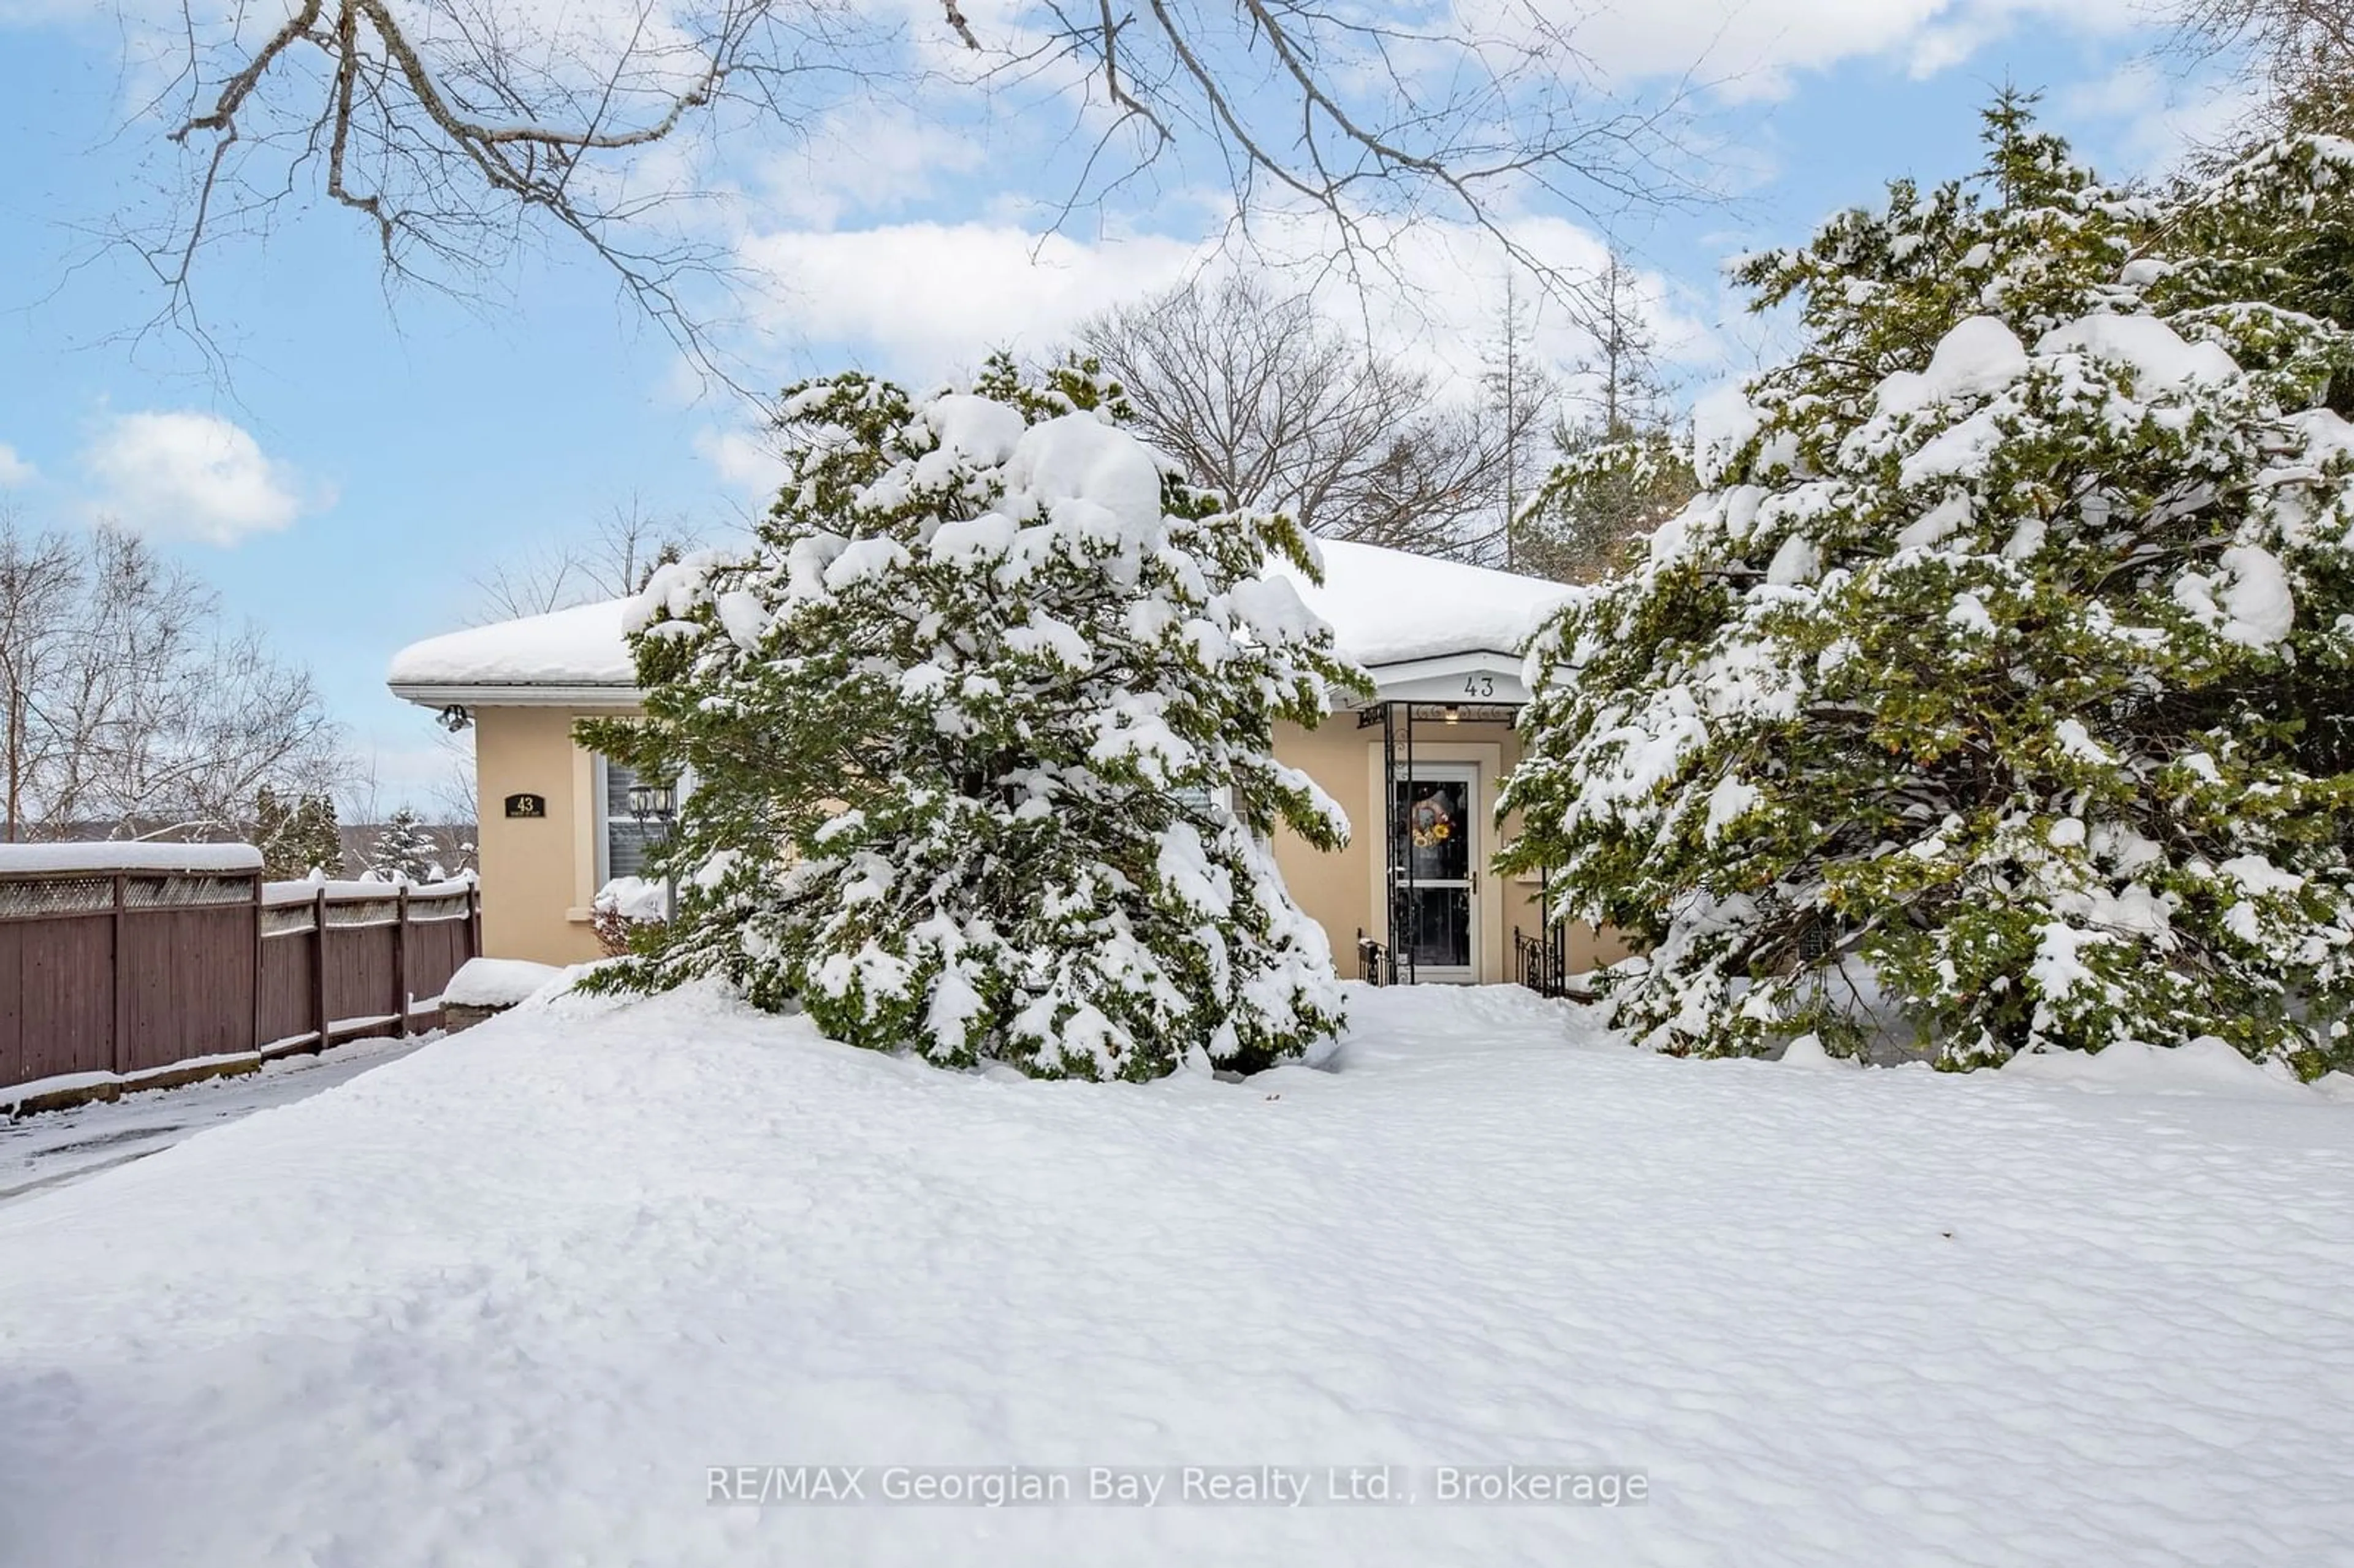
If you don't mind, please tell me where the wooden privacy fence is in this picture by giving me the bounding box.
[0,848,480,1109]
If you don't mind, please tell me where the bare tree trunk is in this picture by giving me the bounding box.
[1502,274,1523,573]
[5,687,20,843]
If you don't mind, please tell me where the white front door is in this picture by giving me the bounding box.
[1388,761,1478,983]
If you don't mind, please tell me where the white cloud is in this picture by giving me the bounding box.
[1472,0,2150,101]
[737,221,1207,377]
[694,425,794,504]
[1898,0,2150,79]
[81,411,327,545]
[0,443,33,487]
[343,740,473,820]
[1292,215,1724,394]
[716,203,1721,457]
[2059,59,2263,173]
[1550,0,1943,99]
[756,112,994,230]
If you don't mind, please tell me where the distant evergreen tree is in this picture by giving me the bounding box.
[1514,430,1697,584]
[581,355,1366,1080]
[367,807,433,883]
[1515,252,1697,582]
[255,787,343,879]
[1502,96,2354,1076]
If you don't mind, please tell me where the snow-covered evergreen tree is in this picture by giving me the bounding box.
[581,356,1365,1081]
[1501,99,2354,1076]
[367,807,433,884]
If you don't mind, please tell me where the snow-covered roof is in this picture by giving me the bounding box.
[1288,539,1567,669]
[387,598,642,698]
[387,538,1567,704]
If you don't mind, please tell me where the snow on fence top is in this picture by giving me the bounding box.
[260,878,476,907]
[0,845,474,899]
[387,538,1571,696]
[0,843,265,875]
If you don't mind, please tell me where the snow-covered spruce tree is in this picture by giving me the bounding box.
[579,356,1365,1081]
[1499,97,2354,1076]
[367,807,433,883]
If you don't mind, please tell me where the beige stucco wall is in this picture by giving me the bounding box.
[1270,716,1623,984]
[467,702,1624,980]
[473,705,622,966]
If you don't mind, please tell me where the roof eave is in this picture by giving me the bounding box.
[389,681,643,709]
[1357,647,1533,705]
[392,642,1532,712]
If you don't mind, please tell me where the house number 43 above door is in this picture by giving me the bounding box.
[1462,675,1496,697]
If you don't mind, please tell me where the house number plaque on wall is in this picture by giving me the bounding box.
[504,793,548,819]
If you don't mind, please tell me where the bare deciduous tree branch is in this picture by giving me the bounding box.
[124,0,1713,386]
[470,495,708,620]
[0,511,347,843]
[2165,0,2354,142]
[1073,275,1552,561]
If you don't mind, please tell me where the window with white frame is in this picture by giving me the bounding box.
[595,756,666,885]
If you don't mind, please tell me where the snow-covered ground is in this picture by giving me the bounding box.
[0,1032,429,1209]
[2,983,2349,1566]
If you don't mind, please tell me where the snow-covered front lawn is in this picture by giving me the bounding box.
[3,983,2350,1566]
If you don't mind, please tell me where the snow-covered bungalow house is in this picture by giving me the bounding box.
[387,539,1620,984]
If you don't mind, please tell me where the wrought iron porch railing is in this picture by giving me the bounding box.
[1514,924,1569,999]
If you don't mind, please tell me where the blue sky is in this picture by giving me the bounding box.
[0,0,2246,811]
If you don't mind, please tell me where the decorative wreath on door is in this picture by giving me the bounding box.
[1410,793,1455,848]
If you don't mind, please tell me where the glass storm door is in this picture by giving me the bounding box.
[1390,764,1477,981]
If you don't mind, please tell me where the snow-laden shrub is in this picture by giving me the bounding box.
[1501,99,2354,1076]
[591,876,667,956]
[580,357,1364,1079]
